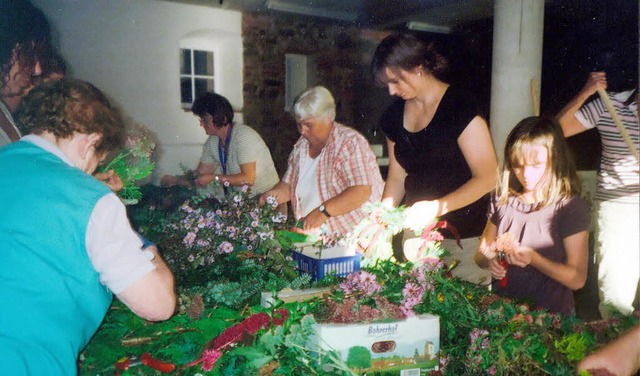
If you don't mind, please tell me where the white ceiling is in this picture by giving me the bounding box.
[162,0,496,32]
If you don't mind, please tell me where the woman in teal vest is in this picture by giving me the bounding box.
[0,79,176,375]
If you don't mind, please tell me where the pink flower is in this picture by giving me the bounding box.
[201,349,222,371]
[183,232,196,246]
[496,232,519,255]
[402,282,424,299]
[400,302,416,317]
[219,241,234,254]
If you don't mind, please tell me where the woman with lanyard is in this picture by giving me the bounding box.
[160,93,279,198]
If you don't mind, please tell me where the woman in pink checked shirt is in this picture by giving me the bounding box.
[259,86,384,237]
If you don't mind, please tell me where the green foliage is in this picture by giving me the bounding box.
[101,123,155,205]
[555,332,594,363]
[79,187,640,376]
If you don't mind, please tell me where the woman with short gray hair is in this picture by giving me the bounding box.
[260,86,384,237]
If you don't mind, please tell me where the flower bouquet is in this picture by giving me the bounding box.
[100,122,155,204]
[347,202,460,268]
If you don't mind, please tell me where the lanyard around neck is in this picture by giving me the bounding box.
[218,126,233,175]
[218,126,233,194]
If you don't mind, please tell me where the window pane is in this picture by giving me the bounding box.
[194,50,213,76]
[181,77,192,103]
[180,49,191,75]
[194,78,214,99]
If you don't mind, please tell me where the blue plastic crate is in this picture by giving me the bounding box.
[292,251,362,281]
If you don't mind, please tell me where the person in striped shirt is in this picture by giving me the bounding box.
[259,86,384,237]
[557,71,639,318]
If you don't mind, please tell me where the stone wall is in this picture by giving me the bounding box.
[242,14,391,175]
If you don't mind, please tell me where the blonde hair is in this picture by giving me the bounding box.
[497,116,581,208]
[292,86,336,121]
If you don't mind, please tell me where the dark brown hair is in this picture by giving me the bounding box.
[0,0,51,87]
[370,33,449,84]
[191,92,234,128]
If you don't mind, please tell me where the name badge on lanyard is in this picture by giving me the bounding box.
[218,126,233,195]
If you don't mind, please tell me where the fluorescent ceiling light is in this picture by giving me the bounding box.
[267,0,358,22]
[406,21,451,34]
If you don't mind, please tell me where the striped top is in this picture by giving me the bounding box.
[576,90,639,203]
[201,124,279,197]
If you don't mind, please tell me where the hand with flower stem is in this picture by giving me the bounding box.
[194,173,218,187]
[403,200,440,234]
[302,208,329,233]
[506,246,536,267]
[95,169,124,192]
[479,244,507,281]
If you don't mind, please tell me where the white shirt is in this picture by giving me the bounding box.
[295,152,322,218]
[23,135,156,294]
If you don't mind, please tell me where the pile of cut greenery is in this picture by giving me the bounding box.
[79,186,639,375]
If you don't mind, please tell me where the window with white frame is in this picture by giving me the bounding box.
[180,48,214,109]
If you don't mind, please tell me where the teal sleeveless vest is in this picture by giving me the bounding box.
[0,140,113,375]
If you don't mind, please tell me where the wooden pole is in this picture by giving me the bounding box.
[596,88,639,162]
[530,79,539,116]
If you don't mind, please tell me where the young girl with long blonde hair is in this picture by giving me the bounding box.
[475,116,590,315]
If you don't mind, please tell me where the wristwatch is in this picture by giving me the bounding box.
[318,203,331,218]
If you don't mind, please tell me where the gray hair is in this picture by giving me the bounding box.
[292,86,336,121]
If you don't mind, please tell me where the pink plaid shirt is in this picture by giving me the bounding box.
[283,122,384,236]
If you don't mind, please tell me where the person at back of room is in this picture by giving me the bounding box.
[161,92,279,198]
[475,116,590,315]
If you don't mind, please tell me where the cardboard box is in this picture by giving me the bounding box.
[310,314,440,375]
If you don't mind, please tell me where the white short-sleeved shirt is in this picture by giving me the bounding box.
[24,135,156,294]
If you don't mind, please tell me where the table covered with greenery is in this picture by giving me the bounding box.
[78,185,639,376]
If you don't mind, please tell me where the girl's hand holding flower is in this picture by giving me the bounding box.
[480,243,497,260]
[507,246,536,267]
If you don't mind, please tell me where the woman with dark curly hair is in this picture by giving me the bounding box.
[0,0,51,146]
[371,33,498,284]
[0,79,176,374]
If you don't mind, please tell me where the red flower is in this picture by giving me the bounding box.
[201,349,222,371]
[188,308,289,371]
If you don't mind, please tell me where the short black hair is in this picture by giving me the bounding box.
[191,92,234,128]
